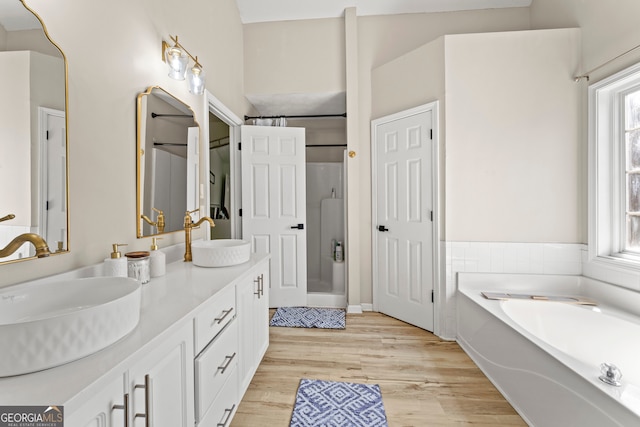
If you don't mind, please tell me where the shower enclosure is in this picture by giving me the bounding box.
[306,161,346,307]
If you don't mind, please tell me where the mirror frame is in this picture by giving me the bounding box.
[136,86,200,238]
[0,0,70,265]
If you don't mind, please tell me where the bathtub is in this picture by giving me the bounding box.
[457,273,640,427]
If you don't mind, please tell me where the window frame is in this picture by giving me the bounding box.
[589,61,640,274]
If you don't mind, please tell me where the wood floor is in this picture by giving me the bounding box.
[231,311,526,426]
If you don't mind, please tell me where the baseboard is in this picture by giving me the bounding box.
[347,303,373,313]
[347,305,363,314]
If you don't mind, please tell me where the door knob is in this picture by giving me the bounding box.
[290,224,304,230]
[378,225,389,232]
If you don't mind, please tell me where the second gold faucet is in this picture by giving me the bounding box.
[183,209,215,262]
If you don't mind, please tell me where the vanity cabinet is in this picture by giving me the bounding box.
[237,264,270,397]
[194,285,238,424]
[64,374,127,427]
[7,254,271,427]
[65,322,194,427]
[128,322,194,427]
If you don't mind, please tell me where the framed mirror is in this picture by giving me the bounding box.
[136,86,200,237]
[0,0,68,264]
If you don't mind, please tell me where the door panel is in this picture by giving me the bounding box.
[374,110,434,331]
[241,126,307,307]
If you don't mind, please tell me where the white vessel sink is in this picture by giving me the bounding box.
[0,276,141,377]
[192,239,251,267]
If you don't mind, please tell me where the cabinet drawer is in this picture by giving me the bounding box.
[194,284,236,354]
[198,365,238,427]
[195,320,238,422]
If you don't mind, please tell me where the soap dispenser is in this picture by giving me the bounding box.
[149,237,166,278]
[104,243,128,277]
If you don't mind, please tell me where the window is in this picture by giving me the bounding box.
[624,89,640,253]
[590,62,640,267]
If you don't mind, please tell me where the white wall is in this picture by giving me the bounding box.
[1,0,246,287]
[243,7,531,305]
[445,29,581,243]
[372,28,581,337]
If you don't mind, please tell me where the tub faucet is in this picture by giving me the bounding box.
[183,209,215,262]
[0,233,51,259]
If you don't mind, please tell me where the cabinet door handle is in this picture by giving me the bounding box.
[112,393,129,427]
[134,374,150,427]
[217,404,236,427]
[212,308,234,326]
[217,352,237,374]
[253,276,261,298]
[259,274,264,296]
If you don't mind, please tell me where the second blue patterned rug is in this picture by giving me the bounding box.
[290,378,388,427]
[270,307,346,329]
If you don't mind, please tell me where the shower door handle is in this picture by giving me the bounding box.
[378,225,389,232]
[290,223,304,230]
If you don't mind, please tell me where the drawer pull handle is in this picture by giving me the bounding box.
[112,393,129,427]
[217,404,236,427]
[212,308,234,326]
[217,352,237,374]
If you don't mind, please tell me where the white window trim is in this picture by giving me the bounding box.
[587,61,640,288]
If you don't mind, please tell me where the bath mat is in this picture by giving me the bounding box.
[270,307,346,329]
[290,378,388,427]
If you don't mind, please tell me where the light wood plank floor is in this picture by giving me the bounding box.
[232,311,526,426]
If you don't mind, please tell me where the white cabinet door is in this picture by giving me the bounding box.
[237,261,270,398]
[65,374,127,427]
[128,323,194,427]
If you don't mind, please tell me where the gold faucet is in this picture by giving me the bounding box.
[141,207,166,233]
[0,233,51,259]
[183,209,215,262]
[0,214,16,223]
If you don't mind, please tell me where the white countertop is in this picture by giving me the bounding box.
[0,251,269,406]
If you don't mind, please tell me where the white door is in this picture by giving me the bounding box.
[241,125,307,307]
[373,107,435,331]
[41,108,66,249]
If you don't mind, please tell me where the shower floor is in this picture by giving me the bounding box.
[307,278,346,308]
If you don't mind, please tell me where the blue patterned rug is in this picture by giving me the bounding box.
[290,379,388,427]
[270,307,346,329]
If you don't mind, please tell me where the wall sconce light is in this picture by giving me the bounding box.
[162,35,206,95]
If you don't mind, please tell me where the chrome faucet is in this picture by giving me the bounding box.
[183,209,215,262]
[0,233,51,259]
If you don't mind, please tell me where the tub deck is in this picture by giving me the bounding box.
[457,272,640,427]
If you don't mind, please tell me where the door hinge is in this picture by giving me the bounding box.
[239,209,242,217]
[238,142,241,150]
[430,211,433,221]
[46,130,49,140]
[431,290,434,303]
[430,129,433,140]
[46,201,49,211]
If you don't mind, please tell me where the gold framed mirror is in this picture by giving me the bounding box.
[0,0,69,265]
[136,86,200,237]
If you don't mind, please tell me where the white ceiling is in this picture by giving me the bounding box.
[236,0,531,24]
[240,0,532,120]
